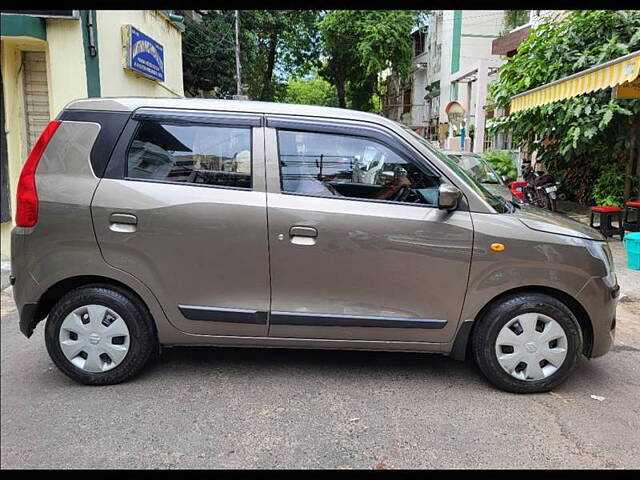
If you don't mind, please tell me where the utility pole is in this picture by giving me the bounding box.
[234,10,242,97]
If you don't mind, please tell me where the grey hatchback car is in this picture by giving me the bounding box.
[10,98,618,393]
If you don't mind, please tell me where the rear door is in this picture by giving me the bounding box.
[91,109,270,336]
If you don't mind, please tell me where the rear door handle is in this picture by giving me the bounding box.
[109,213,137,233]
[289,226,317,237]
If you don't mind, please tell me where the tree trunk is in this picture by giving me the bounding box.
[260,32,278,101]
[335,78,346,108]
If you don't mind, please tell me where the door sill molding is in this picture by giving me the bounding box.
[271,311,447,329]
[160,331,446,353]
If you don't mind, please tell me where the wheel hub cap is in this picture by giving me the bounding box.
[59,304,130,373]
[495,312,568,381]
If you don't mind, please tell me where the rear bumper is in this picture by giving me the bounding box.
[19,303,40,338]
[11,226,45,339]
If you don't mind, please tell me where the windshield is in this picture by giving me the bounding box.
[400,125,509,213]
[446,153,503,185]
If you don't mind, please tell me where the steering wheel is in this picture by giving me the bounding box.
[392,186,411,202]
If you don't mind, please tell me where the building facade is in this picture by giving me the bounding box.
[1,10,185,258]
[383,10,508,150]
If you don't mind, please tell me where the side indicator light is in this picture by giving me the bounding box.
[491,243,506,252]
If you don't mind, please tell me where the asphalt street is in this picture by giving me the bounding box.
[1,287,639,469]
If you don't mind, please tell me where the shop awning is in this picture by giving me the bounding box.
[510,50,640,113]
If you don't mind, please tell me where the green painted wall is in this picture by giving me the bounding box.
[0,14,46,40]
[451,10,462,100]
[81,10,101,97]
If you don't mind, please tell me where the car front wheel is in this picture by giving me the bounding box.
[471,292,583,393]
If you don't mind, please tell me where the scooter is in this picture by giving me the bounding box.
[521,162,558,212]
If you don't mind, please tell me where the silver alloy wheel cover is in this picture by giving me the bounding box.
[495,312,568,381]
[59,304,131,373]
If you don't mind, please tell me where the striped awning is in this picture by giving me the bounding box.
[510,51,640,113]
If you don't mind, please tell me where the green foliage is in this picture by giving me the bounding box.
[488,10,640,204]
[246,10,322,101]
[502,10,531,34]
[277,73,338,106]
[182,11,320,101]
[319,10,426,111]
[181,12,251,97]
[591,169,627,207]
[482,150,518,181]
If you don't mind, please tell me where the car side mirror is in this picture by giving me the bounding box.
[438,184,462,210]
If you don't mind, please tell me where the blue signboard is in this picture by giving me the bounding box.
[128,26,164,82]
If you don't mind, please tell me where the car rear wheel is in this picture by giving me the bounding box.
[45,285,157,385]
[471,292,583,393]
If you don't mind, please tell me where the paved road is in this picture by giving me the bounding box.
[1,288,639,469]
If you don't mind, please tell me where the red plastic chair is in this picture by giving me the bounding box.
[590,206,624,240]
[624,200,640,232]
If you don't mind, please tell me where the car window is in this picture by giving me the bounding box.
[400,126,508,213]
[277,130,440,205]
[126,121,252,188]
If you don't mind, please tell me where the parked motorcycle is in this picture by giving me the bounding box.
[521,162,558,212]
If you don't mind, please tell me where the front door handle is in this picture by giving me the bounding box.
[289,226,317,246]
[109,213,137,233]
[289,226,317,238]
[110,213,137,225]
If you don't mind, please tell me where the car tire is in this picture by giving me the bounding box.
[471,292,583,393]
[44,284,157,385]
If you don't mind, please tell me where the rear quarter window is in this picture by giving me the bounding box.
[57,110,131,177]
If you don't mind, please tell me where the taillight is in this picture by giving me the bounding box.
[15,120,62,227]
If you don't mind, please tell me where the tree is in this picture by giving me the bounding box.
[247,10,322,101]
[488,10,640,205]
[181,10,321,101]
[277,73,338,106]
[319,10,424,112]
[181,11,256,98]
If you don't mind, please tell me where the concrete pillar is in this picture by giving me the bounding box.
[465,81,472,127]
[473,60,488,154]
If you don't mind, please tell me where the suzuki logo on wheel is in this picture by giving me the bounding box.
[525,342,538,353]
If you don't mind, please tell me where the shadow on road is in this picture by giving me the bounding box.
[144,345,484,382]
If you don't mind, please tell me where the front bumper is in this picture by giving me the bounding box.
[576,277,618,358]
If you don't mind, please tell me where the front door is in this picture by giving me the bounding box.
[264,121,474,344]
[92,110,270,336]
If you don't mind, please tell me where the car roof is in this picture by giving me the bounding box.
[64,97,400,129]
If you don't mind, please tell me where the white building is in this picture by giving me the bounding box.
[384,10,509,151]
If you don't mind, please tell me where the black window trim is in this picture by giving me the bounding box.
[106,110,258,191]
[132,108,263,127]
[271,119,452,210]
